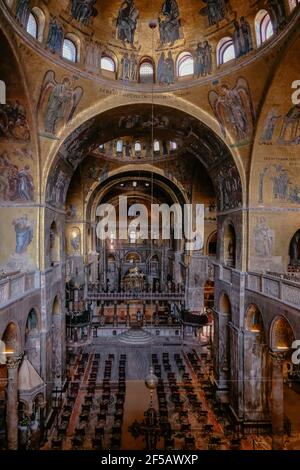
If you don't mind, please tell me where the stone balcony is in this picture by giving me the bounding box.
[216,263,300,310]
[246,272,300,310]
[0,271,40,308]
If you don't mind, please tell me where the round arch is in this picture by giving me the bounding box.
[87,168,189,222]
[52,294,62,315]
[41,98,246,202]
[245,303,265,334]
[2,321,22,355]
[125,252,141,263]
[270,315,295,351]
[219,291,231,315]
[206,230,217,256]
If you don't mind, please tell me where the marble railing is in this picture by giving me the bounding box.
[216,264,300,310]
[87,292,185,301]
[215,264,233,285]
[246,272,300,310]
[0,271,40,308]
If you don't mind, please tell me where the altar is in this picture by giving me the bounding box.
[122,266,146,292]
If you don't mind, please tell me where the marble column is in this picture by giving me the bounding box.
[6,354,23,450]
[126,303,130,327]
[113,302,118,326]
[270,351,285,450]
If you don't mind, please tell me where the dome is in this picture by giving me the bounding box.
[4,0,297,90]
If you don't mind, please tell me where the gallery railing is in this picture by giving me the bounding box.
[216,264,300,310]
[0,271,40,307]
[245,272,300,309]
[86,291,185,301]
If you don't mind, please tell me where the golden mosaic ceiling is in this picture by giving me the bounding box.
[17,0,288,57]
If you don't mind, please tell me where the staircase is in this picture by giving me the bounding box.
[118,327,152,345]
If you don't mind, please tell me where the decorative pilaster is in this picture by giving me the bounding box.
[6,354,23,450]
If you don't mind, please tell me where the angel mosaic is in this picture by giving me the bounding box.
[38,71,83,135]
[208,77,255,142]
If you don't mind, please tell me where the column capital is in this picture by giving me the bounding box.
[269,350,287,364]
[6,353,23,369]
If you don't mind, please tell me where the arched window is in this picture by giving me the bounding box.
[26,12,38,39]
[177,52,194,77]
[62,38,77,62]
[217,37,235,65]
[0,80,6,105]
[101,55,116,72]
[139,59,154,84]
[135,141,142,152]
[116,140,123,153]
[255,10,274,47]
[153,140,160,152]
[170,141,177,151]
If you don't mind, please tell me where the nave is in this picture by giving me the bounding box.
[42,338,272,451]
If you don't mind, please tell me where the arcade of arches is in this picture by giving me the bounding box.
[1,0,300,452]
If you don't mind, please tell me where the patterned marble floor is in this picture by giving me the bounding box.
[42,338,284,451]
